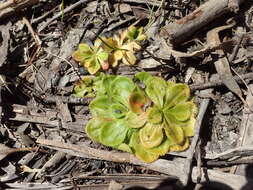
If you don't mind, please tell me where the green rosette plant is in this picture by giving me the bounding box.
[72,25,146,74]
[74,72,197,163]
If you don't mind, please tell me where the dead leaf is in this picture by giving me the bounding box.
[117,3,132,14]
[207,22,243,101]
[20,165,41,173]
[0,22,11,67]
[0,144,37,161]
[108,180,123,190]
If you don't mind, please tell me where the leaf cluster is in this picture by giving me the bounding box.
[74,72,197,162]
[72,26,146,74]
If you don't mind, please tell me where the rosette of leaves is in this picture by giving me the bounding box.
[101,25,146,67]
[72,39,109,74]
[79,72,197,163]
[72,26,146,74]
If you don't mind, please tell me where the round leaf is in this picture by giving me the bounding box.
[85,118,103,142]
[182,117,195,137]
[169,138,190,152]
[117,143,132,153]
[109,103,128,119]
[111,76,136,106]
[90,59,101,74]
[72,43,92,63]
[134,72,152,85]
[97,51,109,62]
[122,50,137,65]
[147,106,163,124]
[129,89,148,113]
[163,118,185,145]
[129,132,159,163]
[139,123,164,148]
[102,75,117,96]
[164,102,195,121]
[89,95,113,119]
[100,120,129,147]
[145,139,171,156]
[126,111,147,128]
[164,84,190,109]
[145,76,167,108]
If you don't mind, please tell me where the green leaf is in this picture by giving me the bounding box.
[181,117,195,137]
[101,74,117,96]
[72,41,109,74]
[126,111,147,128]
[100,120,129,147]
[97,51,109,62]
[86,57,101,75]
[163,107,194,128]
[145,139,171,156]
[164,102,194,121]
[73,77,94,98]
[129,132,159,163]
[164,83,190,109]
[85,118,103,142]
[73,72,197,163]
[170,138,190,152]
[145,76,167,108]
[117,143,133,153]
[109,103,128,119]
[147,106,163,124]
[163,118,185,145]
[139,123,164,148]
[72,43,92,63]
[111,76,136,106]
[127,26,146,41]
[134,72,152,85]
[89,95,114,120]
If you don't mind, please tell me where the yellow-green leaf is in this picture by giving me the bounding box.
[139,123,164,148]
[130,132,159,163]
[73,77,94,98]
[109,103,128,119]
[72,43,92,63]
[145,76,167,108]
[169,138,190,152]
[122,49,137,65]
[134,72,152,85]
[86,58,101,74]
[182,117,195,137]
[164,84,190,109]
[147,106,163,124]
[85,118,103,142]
[164,102,195,121]
[127,25,146,42]
[126,111,147,128]
[111,76,135,106]
[100,120,129,147]
[89,96,113,119]
[163,118,185,145]
[117,143,132,153]
[145,139,171,156]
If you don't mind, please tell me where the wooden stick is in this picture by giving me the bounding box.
[190,72,253,91]
[38,0,92,32]
[192,167,253,190]
[160,0,245,45]
[0,0,39,20]
[36,138,186,183]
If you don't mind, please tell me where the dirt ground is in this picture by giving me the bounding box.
[0,0,253,189]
